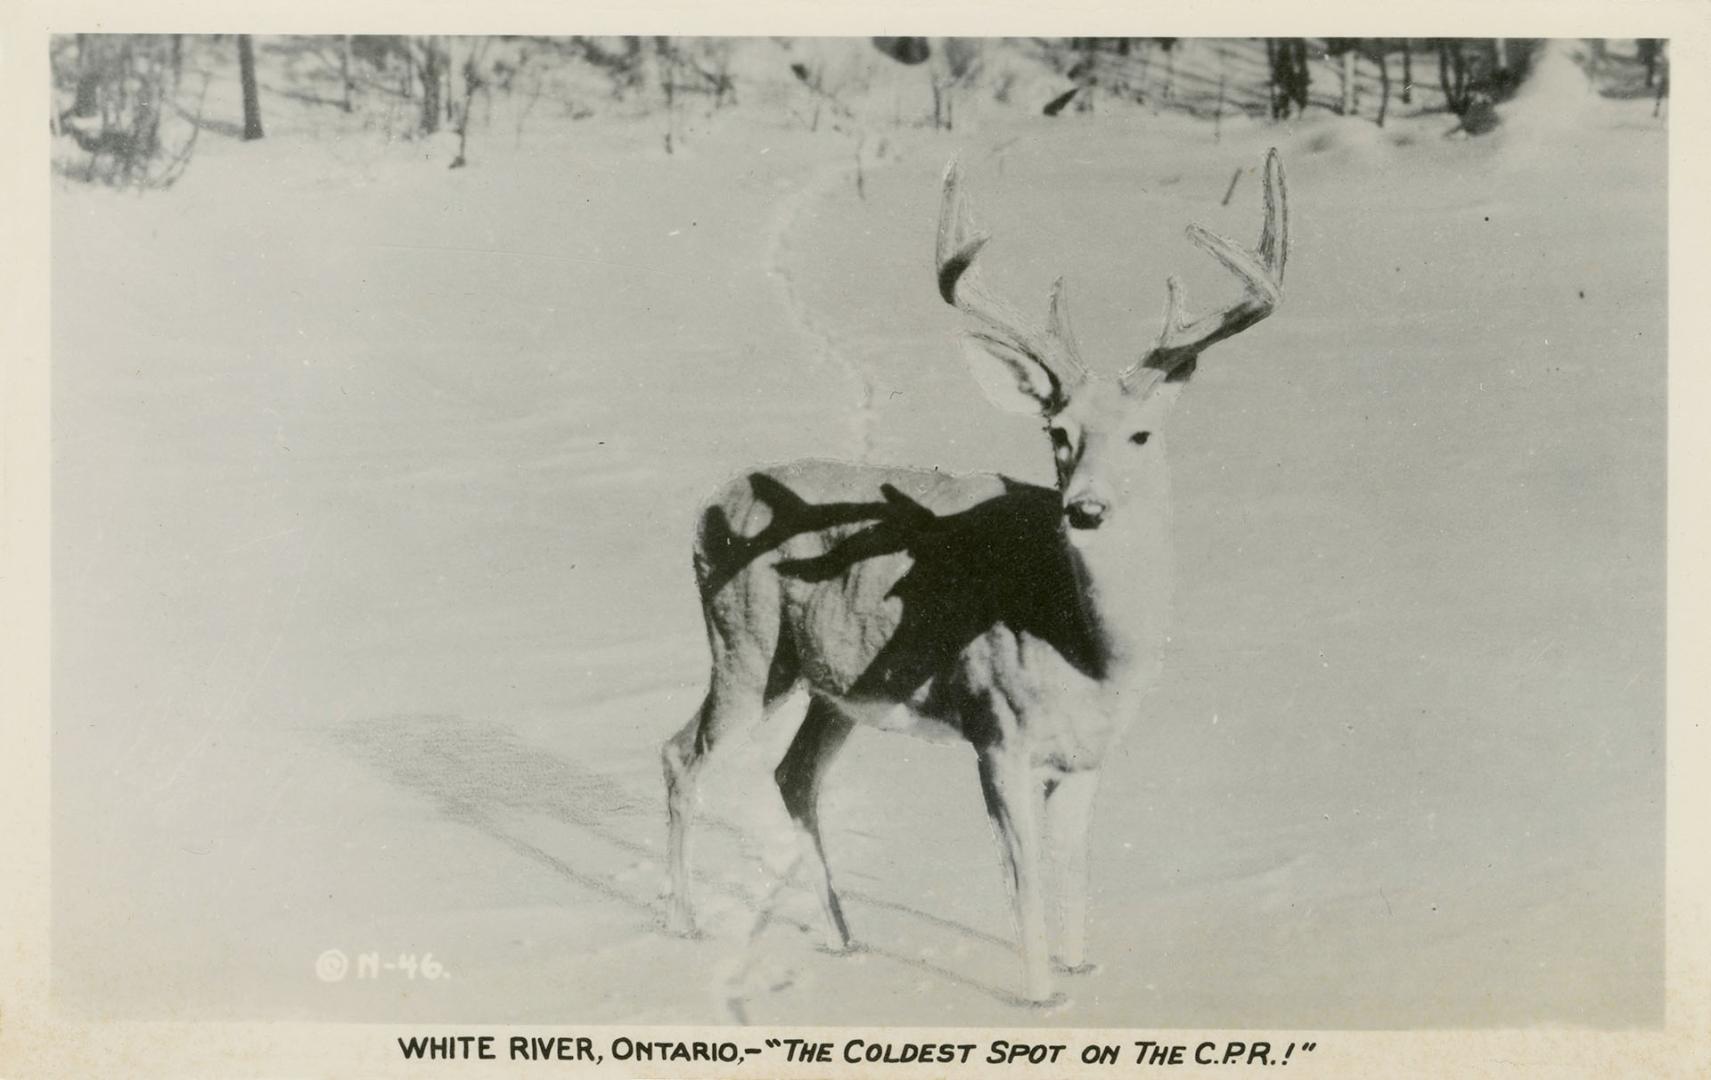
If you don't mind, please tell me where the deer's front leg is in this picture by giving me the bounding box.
[977,747,1058,1005]
[1044,768,1100,974]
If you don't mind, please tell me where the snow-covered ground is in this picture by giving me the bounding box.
[50,40,1665,1028]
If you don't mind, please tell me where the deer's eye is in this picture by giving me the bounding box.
[1130,431,1152,446]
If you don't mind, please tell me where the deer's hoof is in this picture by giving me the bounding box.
[1020,990,1070,1012]
[1054,961,1101,976]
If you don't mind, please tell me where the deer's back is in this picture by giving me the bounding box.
[695,460,1091,717]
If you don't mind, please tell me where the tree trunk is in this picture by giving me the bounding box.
[1454,43,1469,112]
[1652,41,1667,116]
[1291,40,1310,114]
[1375,43,1390,127]
[1437,40,1468,115]
[657,37,675,153]
[445,39,457,124]
[73,34,101,118]
[419,37,442,134]
[1401,39,1413,104]
[1265,38,1280,118]
[1340,48,1356,115]
[1437,40,1452,109]
[341,35,354,112]
[1637,39,1660,88]
[1266,38,1308,119]
[237,34,264,140]
[1214,72,1225,141]
[450,42,481,168]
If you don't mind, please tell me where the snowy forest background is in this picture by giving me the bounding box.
[49,36,1666,186]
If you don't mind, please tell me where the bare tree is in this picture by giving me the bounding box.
[53,34,207,188]
[916,38,982,130]
[237,34,263,140]
[656,37,678,153]
[1266,38,1310,118]
[1438,38,1472,116]
[1338,41,1357,115]
[340,35,354,113]
[1371,39,1392,127]
[417,36,444,134]
[1636,38,1663,88]
[71,34,101,118]
[1647,40,1668,116]
[450,37,489,168]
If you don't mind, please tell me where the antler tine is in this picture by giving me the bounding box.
[936,159,1086,382]
[1122,148,1290,389]
[1256,148,1289,285]
[1046,276,1087,372]
[935,159,985,304]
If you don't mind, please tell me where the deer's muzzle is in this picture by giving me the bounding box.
[1065,498,1109,531]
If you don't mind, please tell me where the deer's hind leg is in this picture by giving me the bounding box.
[774,695,857,952]
[663,570,796,936]
[662,694,718,936]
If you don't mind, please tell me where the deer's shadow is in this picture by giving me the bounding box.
[702,472,1096,712]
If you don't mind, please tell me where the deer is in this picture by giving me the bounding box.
[662,149,1289,1005]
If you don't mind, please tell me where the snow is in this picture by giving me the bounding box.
[49,40,1665,1029]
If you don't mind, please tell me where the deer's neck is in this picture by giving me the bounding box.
[1062,462,1174,686]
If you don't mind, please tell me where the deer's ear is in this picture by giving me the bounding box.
[960,331,1059,416]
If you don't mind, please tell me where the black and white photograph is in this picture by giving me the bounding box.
[2,11,1708,1078]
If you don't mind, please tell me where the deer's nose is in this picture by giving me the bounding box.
[1065,498,1109,531]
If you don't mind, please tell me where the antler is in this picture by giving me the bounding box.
[936,160,1087,393]
[1121,148,1289,391]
